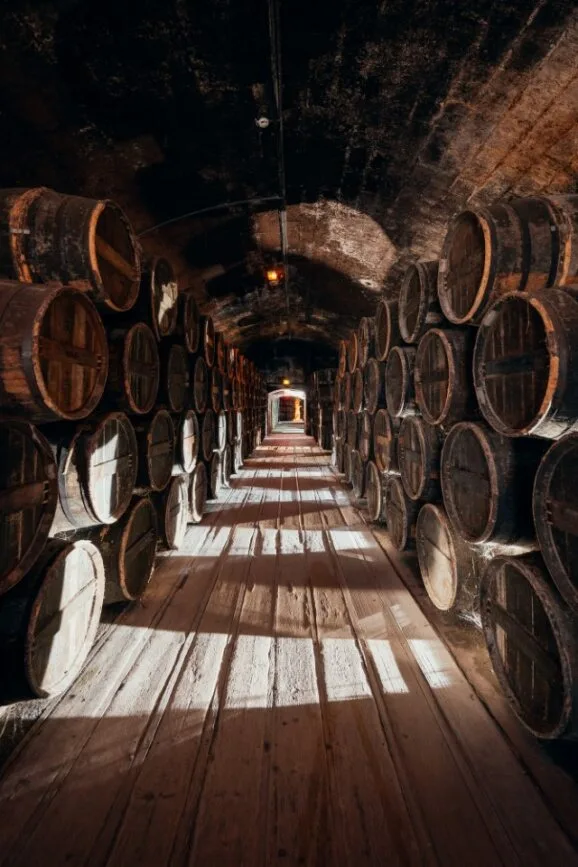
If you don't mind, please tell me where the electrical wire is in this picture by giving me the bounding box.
[137,195,283,237]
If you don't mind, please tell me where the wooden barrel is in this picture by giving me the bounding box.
[474,289,578,439]
[363,358,385,415]
[208,452,222,500]
[216,411,228,453]
[545,194,578,288]
[221,444,233,489]
[399,261,442,343]
[154,475,189,551]
[222,375,232,412]
[0,187,140,313]
[95,496,158,604]
[480,552,578,739]
[49,412,138,534]
[193,356,209,414]
[358,410,373,462]
[384,475,419,551]
[135,409,175,492]
[347,330,359,373]
[174,410,199,475]
[106,322,159,415]
[0,421,57,596]
[0,281,108,422]
[357,317,375,368]
[332,377,341,410]
[202,409,216,461]
[416,503,480,613]
[533,434,578,614]
[0,538,104,698]
[334,437,345,473]
[160,343,189,414]
[343,443,353,484]
[351,449,365,498]
[342,371,352,411]
[338,339,348,378]
[189,462,207,524]
[211,366,222,413]
[336,409,347,439]
[139,257,178,339]
[415,328,476,426]
[177,290,200,354]
[398,416,442,501]
[373,409,399,474]
[385,346,417,418]
[441,421,544,544]
[202,316,216,367]
[226,409,235,447]
[347,410,359,448]
[374,300,400,362]
[352,368,364,413]
[216,333,226,374]
[226,345,236,380]
[366,461,387,523]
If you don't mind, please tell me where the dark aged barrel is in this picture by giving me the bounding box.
[358,316,375,368]
[366,461,386,524]
[474,289,578,439]
[347,330,359,373]
[480,552,578,740]
[374,300,400,362]
[373,409,399,474]
[352,368,364,413]
[337,409,347,440]
[208,452,222,500]
[160,343,189,414]
[173,410,199,475]
[154,475,189,551]
[416,503,480,613]
[189,462,207,523]
[415,328,476,426]
[95,496,158,604]
[177,289,201,354]
[343,443,353,484]
[221,444,233,489]
[0,281,108,422]
[222,375,232,412]
[106,322,159,415]
[216,410,228,453]
[333,377,344,410]
[358,411,373,462]
[227,344,237,380]
[202,409,216,462]
[227,409,235,447]
[441,421,544,545]
[216,332,226,374]
[545,194,578,288]
[139,257,178,339]
[334,437,345,473]
[347,410,359,448]
[363,358,385,415]
[384,475,419,551]
[351,449,366,499]
[399,261,442,343]
[49,412,138,535]
[338,339,348,378]
[211,366,222,413]
[0,538,104,698]
[135,409,175,492]
[202,315,216,367]
[398,416,442,501]
[342,371,352,411]
[385,346,417,419]
[0,421,57,596]
[0,187,140,313]
[533,434,578,614]
[193,356,209,414]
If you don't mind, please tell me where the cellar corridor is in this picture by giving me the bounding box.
[0,433,576,867]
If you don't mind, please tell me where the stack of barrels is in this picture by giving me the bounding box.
[330,192,578,742]
[309,368,336,449]
[0,186,266,701]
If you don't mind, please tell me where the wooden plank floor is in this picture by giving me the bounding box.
[1,432,577,866]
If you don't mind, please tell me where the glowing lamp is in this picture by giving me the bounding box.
[282,378,290,386]
[266,267,283,285]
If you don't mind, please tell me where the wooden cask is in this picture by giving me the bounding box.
[193,356,209,414]
[343,443,353,484]
[160,343,189,413]
[202,316,216,367]
[385,346,417,418]
[363,358,385,415]
[416,503,480,614]
[94,496,158,604]
[358,410,373,462]
[333,377,342,410]
[357,316,375,368]
[202,409,216,461]
[135,409,175,492]
[373,409,399,474]
[533,434,578,614]
[227,344,237,380]
[347,329,359,373]
[347,410,359,448]
[211,366,222,413]
[384,475,419,551]
[177,289,200,354]
[0,281,108,422]
[0,187,140,313]
[352,368,364,413]
[0,538,104,698]
[415,328,476,426]
[342,371,352,411]
[189,462,207,524]
[374,299,400,362]
[480,553,578,740]
[216,410,228,453]
[106,322,159,415]
[0,421,57,596]
[226,409,235,447]
[208,452,222,500]
[366,461,386,524]
[338,339,348,378]
[473,289,578,439]
[398,416,442,501]
[222,375,232,412]
[154,475,189,551]
[49,412,138,535]
[399,261,442,343]
[221,444,233,489]
[334,436,345,473]
[441,421,544,544]
[139,257,178,339]
[173,410,199,475]
[351,449,366,499]
[336,409,347,440]
[216,332,226,374]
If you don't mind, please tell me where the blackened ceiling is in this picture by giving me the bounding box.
[0,0,577,380]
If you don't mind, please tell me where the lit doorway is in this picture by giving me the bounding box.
[267,388,307,434]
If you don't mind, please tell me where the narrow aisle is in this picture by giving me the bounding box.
[0,434,576,867]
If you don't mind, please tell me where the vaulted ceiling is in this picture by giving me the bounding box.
[1,0,577,381]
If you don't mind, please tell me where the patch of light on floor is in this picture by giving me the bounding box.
[408,639,455,690]
[368,639,409,694]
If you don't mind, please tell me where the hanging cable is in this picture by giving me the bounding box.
[137,195,283,237]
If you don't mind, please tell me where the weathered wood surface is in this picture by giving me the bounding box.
[0,434,577,867]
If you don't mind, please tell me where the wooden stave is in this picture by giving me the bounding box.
[415,327,477,427]
[385,345,418,418]
[105,322,159,416]
[384,475,419,551]
[134,409,175,493]
[189,462,207,524]
[153,475,189,551]
[399,260,442,344]
[398,416,443,502]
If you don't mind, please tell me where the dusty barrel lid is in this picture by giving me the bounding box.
[374,299,400,362]
[384,475,419,551]
[357,317,375,368]
[112,496,158,602]
[373,408,399,473]
[138,409,175,492]
[363,358,384,415]
[158,475,189,550]
[211,366,223,413]
[385,345,417,418]
[358,410,373,462]
[174,410,200,475]
[209,452,222,500]
[416,504,459,611]
[415,328,474,426]
[398,415,442,501]
[351,449,365,499]
[179,289,201,353]
[189,462,207,523]
[193,356,209,414]
[365,460,385,523]
[352,368,364,413]
[84,411,138,525]
[399,260,441,344]
[216,410,228,452]
[143,256,179,339]
[202,409,216,461]
[121,322,159,415]
[162,343,189,413]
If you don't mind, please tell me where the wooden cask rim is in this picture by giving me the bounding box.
[414,329,456,426]
[118,497,158,601]
[0,420,57,595]
[216,411,228,452]
[384,475,417,551]
[399,261,441,343]
[347,329,358,373]
[123,322,159,415]
[385,345,416,418]
[438,209,493,325]
[89,199,141,312]
[374,300,399,362]
[174,410,199,475]
[193,356,209,414]
[221,444,232,488]
[189,462,207,523]
[416,504,458,611]
[160,475,189,550]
